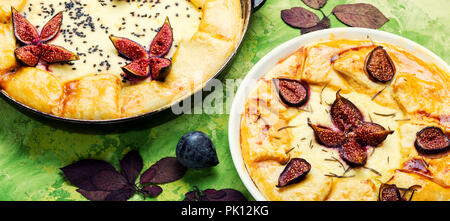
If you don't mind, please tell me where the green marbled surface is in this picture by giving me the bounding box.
[0,0,448,201]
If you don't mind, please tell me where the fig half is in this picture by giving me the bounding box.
[354,122,394,147]
[15,45,40,66]
[12,7,39,45]
[379,184,403,201]
[122,58,151,78]
[273,78,309,107]
[415,126,450,154]
[150,57,172,81]
[339,138,367,167]
[365,46,396,83]
[149,17,173,57]
[40,44,79,63]
[40,11,63,42]
[330,91,363,132]
[277,158,311,188]
[308,121,346,148]
[110,36,149,61]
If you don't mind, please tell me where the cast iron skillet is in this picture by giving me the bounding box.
[0,0,266,125]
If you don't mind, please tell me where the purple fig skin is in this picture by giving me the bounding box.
[11,7,40,45]
[273,78,310,107]
[150,57,172,81]
[277,158,311,188]
[308,121,346,148]
[40,44,79,63]
[339,138,367,167]
[330,91,363,132]
[379,184,403,201]
[15,45,40,66]
[122,58,151,78]
[415,126,450,155]
[354,122,394,147]
[110,36,149,61]
[40,11,63,42]
[365,46,396,83]
[149,17,173,58]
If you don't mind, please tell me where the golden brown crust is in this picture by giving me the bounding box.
[0,0,27,23]
[0,67,63,115]
[241,39,450,201]
[0,23,16,75]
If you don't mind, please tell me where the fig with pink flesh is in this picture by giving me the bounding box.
[110,36,149,61]
[11,9,78,66]
[122,58,151,78]
[354,122,394,147]
[12,7,39,45]
[40,44,79,63]
[379,184,403,201]
[308,121,346,148]
[149,17,173,57]
[40,12,63,42]
[273,78,309,107]
[331,91,363,132]
[15,45,40,66]
[365,46,396,83]
[277,158,311,187]
[339,138,367,167]
[415,126,450,154]
[150,57,172,81]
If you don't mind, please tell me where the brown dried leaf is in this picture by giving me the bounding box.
[332,3,389,29]
[301,16,330,34]
[302,0,327,10]
[281,7,320,29]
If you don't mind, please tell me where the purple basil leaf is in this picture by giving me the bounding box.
[141,185,163,198]
[91,170,128,191]
[104,186,136,201]
[301,16,330,34]
[140,157,187,184]
[332,3,389,29]
[120,150,143,184]
[302,0,327,10]
[281,7,320,29]
[60,159,116,191]
[183,188,247,201]
[77,189,110,201]
[219,189,248,201]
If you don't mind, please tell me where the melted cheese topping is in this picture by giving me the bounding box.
[22,0,201,82]
[241,40,450,201]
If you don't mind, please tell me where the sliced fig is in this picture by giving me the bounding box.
[273,78,309,107]
[365,46,396,83]
[330,91,363,132]
[40,11,63,42]
[40,44,79,63]
[12,7,40,45]
[149,17,173,57]
[149,57,171,81]
[308,121,346,148]
[379,184,403,201]
[277,158,311,188]
[110,36,148,60]
[122,58,151,78]
[15,45,40,66]
[354,122,394,147]
[415,126,450,154]
[339,138,367,167]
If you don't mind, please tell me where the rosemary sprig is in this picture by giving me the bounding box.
[324,173,355,179]
[371,87,387,100]
[278,125,298,131]
[363,166,382,176]
[373,112,396,117]
[320,82,329,105]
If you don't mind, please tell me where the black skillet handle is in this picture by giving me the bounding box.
[251,0,266,12]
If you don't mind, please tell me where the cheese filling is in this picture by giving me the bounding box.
[21,0,201,82]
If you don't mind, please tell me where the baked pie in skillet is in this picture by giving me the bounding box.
[240,39,450,201]
[0,0,243,120]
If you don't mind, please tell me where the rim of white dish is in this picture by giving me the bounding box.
[228,27,450,201]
